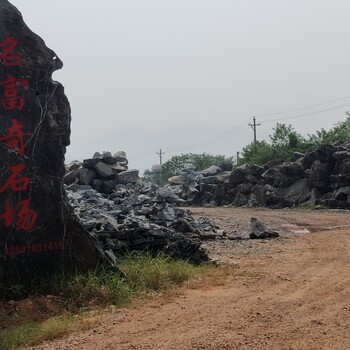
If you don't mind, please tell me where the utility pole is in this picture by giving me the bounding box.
[236,151,240,166]
[156,148,164,166]
[248,117,261,143]
[156,149,165,186]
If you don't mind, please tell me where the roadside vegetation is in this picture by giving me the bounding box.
[0,253,226,350]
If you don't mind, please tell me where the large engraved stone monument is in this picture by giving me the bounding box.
[0,0,99,283]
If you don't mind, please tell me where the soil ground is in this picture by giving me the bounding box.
[30,207,350,350]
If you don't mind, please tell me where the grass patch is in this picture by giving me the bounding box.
[119,253,211,292]
[295,203,330,211]
[0,313,98,350]
[0,267,132,309]
[64,269,132,309]
[0,253,224,350]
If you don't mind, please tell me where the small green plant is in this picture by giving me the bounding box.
[296,203,330,211]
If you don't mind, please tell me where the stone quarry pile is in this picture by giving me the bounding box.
[65,151,140,194]
[166,142,350,209]
[65,153,226,263]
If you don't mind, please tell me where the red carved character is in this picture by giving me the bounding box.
[0,119,32,155]
[0,163,30,193]
[0,36,22,66]
[0,75,29,110]
[16,199,38,230]
[0,199,38,230]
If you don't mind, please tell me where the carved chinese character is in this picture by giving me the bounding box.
[0,35,22,66]
[0,164,30,193]
[0,119,32,155]
[0,199,38,230]
[0,75,29,110]
[15,199,38,230]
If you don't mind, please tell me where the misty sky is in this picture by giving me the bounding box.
[10,0,350,170]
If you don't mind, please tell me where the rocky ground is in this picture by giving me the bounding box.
[29,207,350,350]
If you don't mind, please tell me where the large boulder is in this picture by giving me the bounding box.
[332,150,350,161]
[230,164,264,186]
[329,187,350,208]
[200,165,223,177]
[301,145,337,170]
[168,175,186,185]
[77,168,96,186]
[116,169,139,184]
[305,160,331,189]
[282,179,311,205]
[0,1,99,283]
[250,218,279,239]
[262,162,304,188]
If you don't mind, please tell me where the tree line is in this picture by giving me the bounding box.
[143,113,350,184]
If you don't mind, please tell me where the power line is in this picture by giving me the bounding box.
[163,126,249,154]
[163,98,350,154]
[131,149,160,161]
[256,95,350,118]
[163,120,248,152]
[261,102,350,123]
[163,118,251,154]
[131,95,350,160]
[164,126,250,154]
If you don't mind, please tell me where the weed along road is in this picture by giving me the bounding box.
[33,208,350,350]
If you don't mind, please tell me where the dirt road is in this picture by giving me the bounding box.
[34,208,350,350]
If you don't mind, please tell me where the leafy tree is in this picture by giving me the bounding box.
[240,123,310,165]
[270,123,299,147]
[308,113,350,145]
[142,169,155,183]
[270,123,310,158]
[240,140,274,165]
[187,153,234,171]
[160,154,193,182]
[160,153,234,183]
[142,168,163,185]
[240,115,350,166]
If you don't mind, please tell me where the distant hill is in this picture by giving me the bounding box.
[65,122,251,174]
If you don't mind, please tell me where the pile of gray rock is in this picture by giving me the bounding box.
[64,151,140,194]
[64,152,228,263]
[166,142,350,209]
[166,165,232,206]
[66,186,219,263]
